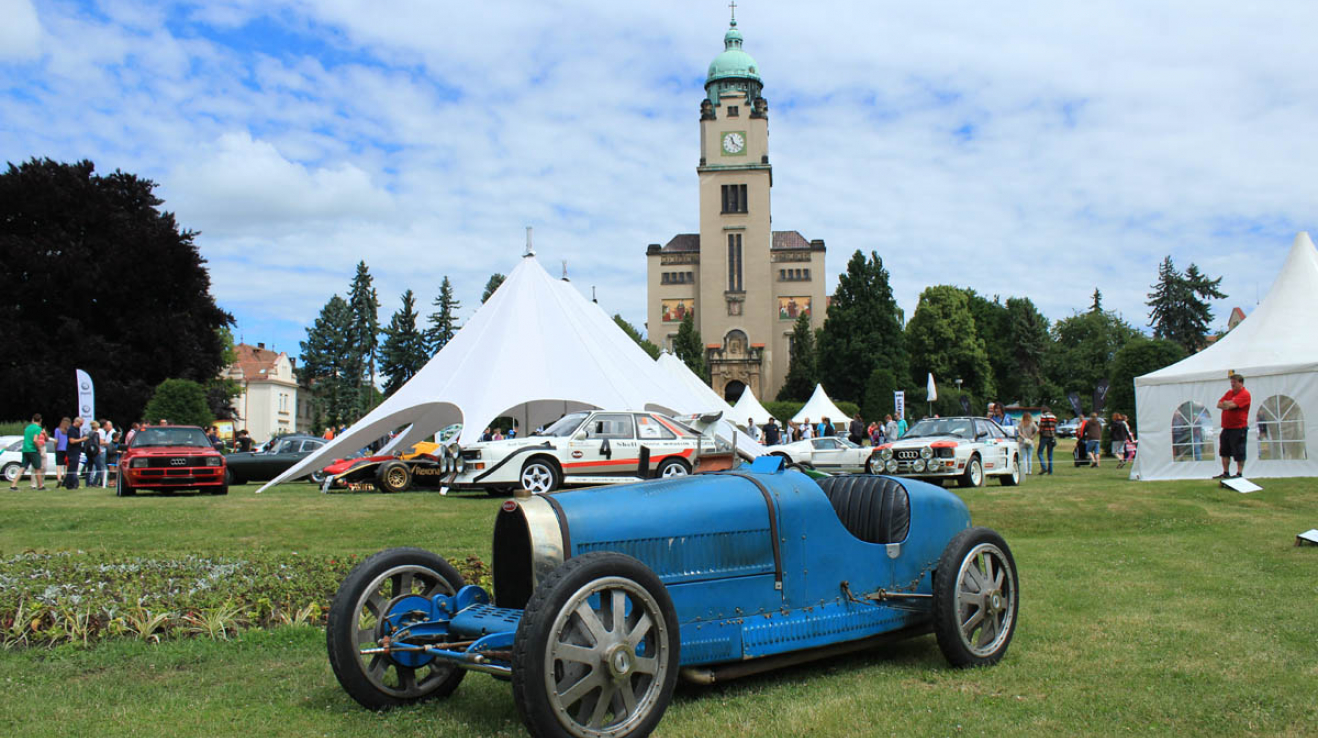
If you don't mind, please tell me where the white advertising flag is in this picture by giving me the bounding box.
[76,369,95,422]
[893,390,905,420]
[926,373,937,402]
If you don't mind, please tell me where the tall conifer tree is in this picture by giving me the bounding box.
[427,276,461,354]
[380,290,429,396]
[299,294,356,427]
[1147,256,1226,352]
[672,313,707,380]
[777,313,817,401]
[817,250,906,403]
[347,261,380,414]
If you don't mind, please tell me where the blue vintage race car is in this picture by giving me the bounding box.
[327,456,1019,738]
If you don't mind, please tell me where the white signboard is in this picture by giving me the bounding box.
[894,391,906,421]
[76,369,95,422]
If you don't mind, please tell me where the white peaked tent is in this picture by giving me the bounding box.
[1132,232,1318,480]
[261,255,707,492]
[656,352,741,423]
[792,384,850,426]
[733,385,775,426]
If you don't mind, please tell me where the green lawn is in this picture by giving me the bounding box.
[1,465,1315,737]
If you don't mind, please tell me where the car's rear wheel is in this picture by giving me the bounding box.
[933,527,1019,668]
[958,455,984,488]
[375,461,413,493]
[999,455,1020,486]
[512,552,679,738]
[520,458,560,494]
[2,463,19,483]
[116,468,135,497]
[655,458,689,479]
[327,547,466,709]
[310,469,326,484]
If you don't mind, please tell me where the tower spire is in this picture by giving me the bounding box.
[729,0,737,26]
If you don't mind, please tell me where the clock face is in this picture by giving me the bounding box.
[722,131,746,155]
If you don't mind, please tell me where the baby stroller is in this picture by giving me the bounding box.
[1073,439,1088,467]
[1123,439,1137,464]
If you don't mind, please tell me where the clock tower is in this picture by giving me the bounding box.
[646,14,827,403]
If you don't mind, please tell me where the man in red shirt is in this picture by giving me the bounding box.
[1215,373,1251,479]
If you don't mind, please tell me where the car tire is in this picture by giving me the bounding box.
[512,552,680,738]
[2,463,19,484]
[326,547,467,710]
[999,455,1020,486]
[209,485,229,496]
[310,470,326,485]
[224,468,244,486]
[116,468,136,497]
[485,486,514,497]
[932,527,1019,668]
[655,457,690,479]
[958,455,984,488]
[375,460,413,493]
[519,457,560,494]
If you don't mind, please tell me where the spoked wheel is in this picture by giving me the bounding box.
[310,469,326,485]
[933,527,1019,667]
[326,547,467,709]
[999,455,1021,486]
[512,552,679,738]
[655,458,689,479]
[375,460,412,493]
[520,458,560,494]
[958,456,984,488]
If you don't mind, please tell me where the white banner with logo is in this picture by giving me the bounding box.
[894,390,905,421]
[76,369,95,422]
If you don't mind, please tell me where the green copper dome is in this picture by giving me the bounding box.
[706,23,760,83]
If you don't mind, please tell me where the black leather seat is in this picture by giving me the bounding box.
[815,475,911,545]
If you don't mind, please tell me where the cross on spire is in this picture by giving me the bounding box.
[729,0,737,26]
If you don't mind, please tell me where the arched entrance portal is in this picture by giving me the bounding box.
[724,380,746,404]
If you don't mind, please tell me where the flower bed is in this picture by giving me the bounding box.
[0,550,489,648]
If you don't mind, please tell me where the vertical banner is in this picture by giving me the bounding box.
[893,391,905,420]
[926,373,938,402]
[1066,391,1083,419]
[76,369,95,422]
[1093,379,1111,415]
[959,395,973,415]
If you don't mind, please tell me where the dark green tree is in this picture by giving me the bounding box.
[0,158,233,424]
[1044,308,1142,401]
[961,290,1012,401]
[298,294,357,427]
[817,250,906,403]
[1003,297,1052,405]
[347,261,380,414]
[206,327,242,421]
[379,290,429,396]
[426,276,461,354]
[1090,288,1103,313]
[861,367,897,422]
[142,379,214,428]
[1147,257,1226,353]
[905,286,995,399]
[1107,337,1186,433]
[672,313,706,380]
[777,313,818,401]
[481,273,507,304]
[613,315,661,359]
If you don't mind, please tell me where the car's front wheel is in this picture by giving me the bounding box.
[375,461,413,493]
[933,527,1019,668]
[326,547,466,709]
[116,468,136,497]
[512,552,680,738]
[2,463,19,483]
[519,458,560,494]
[958,455,984,488]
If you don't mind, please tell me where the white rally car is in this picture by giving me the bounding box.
[451,410,718,494]
[763,436,879,473]
[874,416,1022,487]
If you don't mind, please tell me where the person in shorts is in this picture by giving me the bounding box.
[1215,373,1251,479]
[10,413,47,490]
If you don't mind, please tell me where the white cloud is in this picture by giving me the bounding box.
[0,0,41,60]
[1,0,1314,356]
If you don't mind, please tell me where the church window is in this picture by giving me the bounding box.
[727,233,743,292]
[1171,401,1215,462]
[722,184,748,214]
[1257,395,1306,460]
[727,105,739,117]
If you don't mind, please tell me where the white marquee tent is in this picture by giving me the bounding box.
[732,385,775,427]
[1132,232,1318,480]
[259,254,760,492]
[792,384,851,426]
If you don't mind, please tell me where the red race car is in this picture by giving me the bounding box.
[117,425,227,497]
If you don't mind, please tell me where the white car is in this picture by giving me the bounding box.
[763,436,878,473]
[1,438,59,483]
[875,416,1022,487]
[452,410,717,494]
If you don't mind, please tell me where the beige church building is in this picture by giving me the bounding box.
[646,16,827,403]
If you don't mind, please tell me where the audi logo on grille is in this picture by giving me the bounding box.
[896,450,920,460]
[170,458,186,466]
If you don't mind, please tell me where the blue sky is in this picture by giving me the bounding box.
[2,0,1315,362]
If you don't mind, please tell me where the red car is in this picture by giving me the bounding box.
[117,425,227,497]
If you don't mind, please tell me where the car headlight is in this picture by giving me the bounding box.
[926,459,941,470]
[920,447,932,459]
[131,458,148,468]
[885,459,898,473]
[880,448,893,460]
[206,457,221,467]
[913,459,926,472]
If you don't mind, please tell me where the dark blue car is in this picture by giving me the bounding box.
[327,456,1019,738]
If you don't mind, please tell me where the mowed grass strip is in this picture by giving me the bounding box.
[1,464,1316,737]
